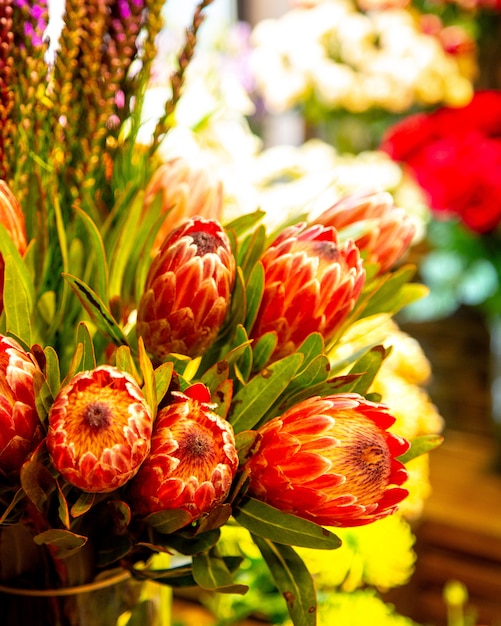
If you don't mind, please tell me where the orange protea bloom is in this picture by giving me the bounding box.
[144,158,224,256]
[0,180,28,312]
[245,393,409,527]
[47,366,153,493]
[315,191,416,274]
[137,217,236,361]
[251,223,365,361]
[130,385,238,523]
[0,335,43,478]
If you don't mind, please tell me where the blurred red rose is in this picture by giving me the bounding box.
[380,90,501,233]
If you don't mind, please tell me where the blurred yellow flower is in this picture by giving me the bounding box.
[297,513,416,593]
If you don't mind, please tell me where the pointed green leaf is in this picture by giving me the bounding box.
[253,536,317,626]
[139,338,156,415]
[70,492,96,518]
[57,480,70,529]
[234,497,341,549]
[75,322,97,371]
[360,265,418,319]
[398,434,444,464]
[145,509,193,535]
[155,361,174,407]
[287,354,330,396]
[63,273,128,345]
[43,345,61,397]
[237,224,266,279]
[160,529,220,556]
[3,255,32,346]
[244,260,264,333]
[225,210,265,240]
[108,190,145,299]
[33,529,87,559]
[115,344,140,380]
[343,344,389,396]
[229,353,304,433]
[251,332,277,372]
[20,460,57,511]
[0,224,35,303]
[75,207,109,300]
[192,551,248,594]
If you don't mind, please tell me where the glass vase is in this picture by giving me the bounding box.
[0,567,172,626]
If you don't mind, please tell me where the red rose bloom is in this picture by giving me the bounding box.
[380,90,501,233]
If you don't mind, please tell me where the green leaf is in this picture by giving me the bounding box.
[70,492,96,518]
[139,338,156,415]
[33,529,87,559]
[343,345,389,396]
[155,361,174,407]
[3,254,32,346]
[360,265,419,319]
[234,497,341,549]
[398,434,444,464]
[108,190,145,299]
[75,322,97,371]
[43,345,61,398]
[251,332,277,372]
[229,353,304,433]
[75,207,109,300]
[159,529,221,556]
[145,509,193,535]
[244,260,264,333]
[20,460,57,511]
[253,536,317,626]
[115,344,140,380]
[63,273,128,345]
[238,224,267,283]
[0,224,35,303]
[225,210,265,240]
[192,551,248,594]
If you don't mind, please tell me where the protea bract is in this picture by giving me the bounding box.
[137,217,236,361]
[47,365,153,493]
[245,393,409,527]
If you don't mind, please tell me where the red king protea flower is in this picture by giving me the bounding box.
[129,384,238,523]
[47,365,153,493]
[245,393,409,527]
[251,223,365,361]
[315,191,416,274]
[0,335,43,478]
[0,180,28,312]
[137,217,236,361]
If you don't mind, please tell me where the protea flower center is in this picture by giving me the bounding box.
[47,365,153,493]
[190,230,220,255]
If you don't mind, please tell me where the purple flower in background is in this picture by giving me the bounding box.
[13,0,48,48]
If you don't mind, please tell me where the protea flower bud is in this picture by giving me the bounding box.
[130,385,238,523]
[144,158,224,256]
[137,217,236,361]
[47,365,153,493]
[315,191,416,274]
[0,180,28,312]
[0,335,43,478]
[251,223,365,361]
[245,393,409,527]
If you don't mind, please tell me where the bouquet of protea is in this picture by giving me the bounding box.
[0,1,441,625]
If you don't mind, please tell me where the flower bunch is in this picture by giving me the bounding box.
[248,0,474,117]
[380,90,501,319]
[0,2,441,625]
